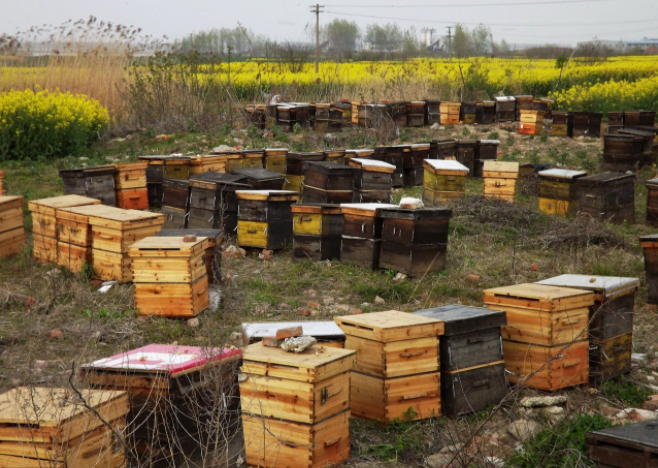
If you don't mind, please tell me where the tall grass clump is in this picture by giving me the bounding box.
[0,89,109,160]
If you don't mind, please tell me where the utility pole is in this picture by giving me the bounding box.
[447,26,452,62]
[490,33,495,58]
[310,4,324,74]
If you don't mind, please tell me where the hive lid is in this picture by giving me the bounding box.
[379,207,452,220]
[81,344,241,377]
[413,305,506,335]
[242,321,345,340]
[115,161,148,171]
[538,168,587,180]
[291,204,343,214]
[235,189,300,201]
[287,151,324,160]
[129,236,210,256]
[478,139,500,145]
[303,161,356,175]
[423,159,469,173]
[189,172,250,185]
[88,209,164,225]
[138,154,170,161]
[334,310,444,342]
[56,204,124,221]
[232,168,286,181]
[483,160,519,174]
[578,172,634,186]
[587,421,658,450]
[28,195,101,215]
[348,158,396,173]
[483,283,594,311]
[340,203,397,216]
[495,96,516,102]
[536,274,639,298]
[0,195,22,206]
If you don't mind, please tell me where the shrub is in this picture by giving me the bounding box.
[0,89,109,160]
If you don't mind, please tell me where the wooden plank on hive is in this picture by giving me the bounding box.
[334,310,444,342]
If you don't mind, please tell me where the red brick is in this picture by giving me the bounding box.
[276,326,303,340]
[262,336,281,347]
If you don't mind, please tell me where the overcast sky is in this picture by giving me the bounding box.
[1,0,657,46]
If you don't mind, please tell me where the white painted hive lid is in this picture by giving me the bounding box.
[536,274,640,297]
[424,159,469,173]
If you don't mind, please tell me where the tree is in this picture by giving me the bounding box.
[325,19,360,59]
[365,23,402,54]
[453,24,471,58]
[401,26,421,57]
[471,24,491,56]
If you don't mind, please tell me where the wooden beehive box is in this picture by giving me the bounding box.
[189,153,229,175]
[81,345,242,468]
[404,143,430,186]
[302,186,352,205]
[164,156,191,180]
[115,161,148,211]
[641,233,658,304]
[130,236,210,316]
[292,204,342,262]
[242,149,265,169]
[236,190,300,250]
[232,168,286,190]
[578,172,635,223]
[155,228,223,283]
[187,173,248,233]
[0,387,128,468]
[242,321,345,348]
[162,178,190,211]
[59,166,117,206]
[240,343,355,468]
[335,310,443,422]
[439,101,461,126]
[425,100,441,125]
[303,161,356,192]
[349,158,395,189]
[474,139,500,178]
[586,421,658,468]
[514,95,533,120]
[433,139,458,158]
[494,96,515,121]
[456,140,477,176]
[484,283,593,390]
[422,159,469,206]
[162,206,188,229]
[138,155,168,183]
[482,161,519,202]
[324,149,346,165]
[0,196,25,258]
[406,101,426,127]
[88,209,165,282]
[378,207,452,276]
[264,148,288,174]
[339,203,396,269]
[287,151,325,176]
[538,168,587,216]
[647,178,658,227]
[412,305,507,418]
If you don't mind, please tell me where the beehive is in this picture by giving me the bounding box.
[425,100,441,126]
[189,153,229,175]
[482,161,519,202]
[264,148,288,174]
[578,172,635,224]
[456,140,477,176]
[114,162,148,210]
[618,128,655,166]
[164,156,192,180]
[514,95,533,121]
[519,110,545,135]
[81,345,241,468]
[433,139,458,159]
[386,101,408,127]
[0,196,25,258]
[405,101,425,127]
[460,101,476,124]
[494,96,515,122]
[473,139,500,178]
[231,168,286,190]
[357,104,386,128]
[402,143,430,186]
[236,190,300,250]
[603,134,644,171]
[292,204,343,262]
[335,310,444,422]
[413,305,508,418]
[478,101,495,124]
[130,236,210,316]
[537,274,639,385]
[348,158,395,203]
[339,203,396,269]
[240,343,355,468]
[324,149,346,165]
[88,209,165,282]
[155,228,224,284]
[139,155,168,208]
[422,159,469,206]
[551,111,571,137]
[188,172,249,233]
[586,421,658,468]
[29,195,101,263]
[641,233,658,304]
[382,146,406,188]
[538,168,587,217]
[302,161,356,204]
[378,207,452,276]
[0,387,128,468]
[439,101,461,125]
[647,178,658,227]
[483,283,594,391]
[60,165,117,206]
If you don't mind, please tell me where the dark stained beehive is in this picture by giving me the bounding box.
[586,421,658,468]
[339,203,397,270]
[425,100,441,126]
[578,172,635,224]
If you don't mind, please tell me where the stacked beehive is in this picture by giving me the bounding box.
[484,283,593,391]
[164,156,191,180]
[56,205,121,273]
[0,387,128,468]
[456,140,477,176]
[478,101,496,124]
[302,161,356,205]
[335,310,444,422]
[264,148,288,174]
[138,155,169,207]
[161,178,190,229]
[588,112,603,137]
[387,101,408,127]
[537,168,587,217]
[188,172,248,233]
[433,139,457,159]
[413,305,508,418]
[232,168,286,190]
[324,148,345,165]
[357,104,386,128]
[514,95,533,121]
[537,275,639,385]
[236,190,300,250]
[383,146,406,188]
[439,101,461,125]
[190,153,229,175]
[244,104,267,129]
[292,204,343,262]
[460,101,477,124]
[240,343,355,468]
[59,165,117,206]
[473,139,499,178]
[328,103,347,130]
[425,100,441,126]
[572,112,590,137]
[646,177,658,227]
[222,151,246,173]
[88,209,165,282]
[406,101,426,127]
[586,422,658,468]
[81,345,242,468]
[314,103,331,131]
[603,134,644,171]
[640,234,658,304]
[607,111,624,134]
[422,159,469,206]
[114,162,149,210]
[482,161,519,202]
[578,172,635,224]
[624,110,656,128]
[130,236,210,317]
[339,203,396,269]
[551,111,571,137]
[494,96,515,122]
[618,128,655,166]
[286,151,324,193]
[518,110,545,136]
[243,150,266,169]
[0,196,25,258]
[155,228,223,284]
[404,143,430,186]
[378,207,452,276]
[29,195,101,263]
[348,158,395,203]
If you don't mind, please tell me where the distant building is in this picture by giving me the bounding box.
[576,38,658,53]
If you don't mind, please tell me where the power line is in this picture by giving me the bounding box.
[324,0,616,8]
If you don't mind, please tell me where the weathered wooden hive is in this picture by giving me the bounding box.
[482,161,519,202]
[188,172,249,233]
[425,100,441,126]
[414,305,508,418]
[81,345,241,468]
[339,203,397,269]
[586,421,658,468]
[189,153,229,175]
[324,148,346,165]
[301,161,356,205]
[161,178,190,229]
[114,161,149,210]
[478,101,496,124]
[292,204,343,262]
[519,109,545,136]
[588,112,602,137]
[406,101,426,127]
[607,111,624,134]
[460,101,477,124]
[551,111,571,137]
[386,101,408,127]
[29,194,101,263]
[378,207,452,276]
[164,156,192,180]
[537,274,639,385]
[624,109,656,128]
[578,172,635,224]
[618,128,655,166]
[603,134,644,171]
[537,168,587,217]
[138,155,169,207]
[422,159,469,206]
[646,177,658,227]
[285,151,324,193]
[439,101,461,125]
[240,343,355,468]
[236,190,300,250]
[88,208,165,282]
[483,283,594,391]
[473,139,500,178]
[314,103,331,131]
[494,96,515,122]
[129,236,210,317]
[514,95,533,121]
[348,158,395,203]
[0,387,129,468]
[59,165,117,206]
[357,103,386,128]
[334,310,444,422]
[456,140,477,176]
[231,168,286,190]
[264,148,288,174]
[0,196,25,258]
[433,139,458,159]
[155,228,224,284]
[404,143,430,186]
[571,112,590,137]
